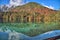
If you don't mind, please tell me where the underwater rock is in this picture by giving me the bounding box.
[0,32,9,40]
[0,30,60,40]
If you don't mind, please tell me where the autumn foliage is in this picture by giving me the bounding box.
[0,2,60,23]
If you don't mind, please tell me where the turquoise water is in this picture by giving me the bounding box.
[0,30,60,40]
[0,23,60,40]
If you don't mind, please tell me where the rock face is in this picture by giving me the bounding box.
[0,5,9,12]
[0,30,60,40]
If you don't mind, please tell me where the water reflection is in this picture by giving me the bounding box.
[0,28,31,40]
[0,28,60,40]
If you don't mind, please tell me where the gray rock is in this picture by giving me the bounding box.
[0,32,9,40]
[0,30,60,40]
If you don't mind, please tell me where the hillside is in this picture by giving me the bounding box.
[0,2,59,23]
[9,2,57,14]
